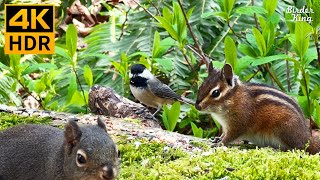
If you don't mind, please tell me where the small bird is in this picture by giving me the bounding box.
[129,64,194,116]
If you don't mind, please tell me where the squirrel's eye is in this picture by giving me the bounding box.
[77,154,86,164]
[211,90,220,98]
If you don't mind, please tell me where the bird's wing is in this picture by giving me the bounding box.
[147,78,181,100]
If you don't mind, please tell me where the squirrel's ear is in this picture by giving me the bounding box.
[97,116,108,133]
[222,64,234,86]
[208,61,214,76]
[64,120,82,155]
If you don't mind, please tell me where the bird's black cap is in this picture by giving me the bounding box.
[131,64,146,74]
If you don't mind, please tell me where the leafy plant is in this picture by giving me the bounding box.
[162,102,181,132]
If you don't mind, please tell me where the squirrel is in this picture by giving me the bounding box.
[195,63,320,154]
[0,118,120,180]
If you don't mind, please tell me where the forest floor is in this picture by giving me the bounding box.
[1,105,320,179]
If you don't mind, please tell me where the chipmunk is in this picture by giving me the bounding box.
[195,63,320,154]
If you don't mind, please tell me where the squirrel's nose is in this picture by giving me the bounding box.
[101,166,115,180]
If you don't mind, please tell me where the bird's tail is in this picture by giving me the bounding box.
[179,96,195,105]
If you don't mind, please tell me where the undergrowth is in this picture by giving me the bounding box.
[1,113,320,179]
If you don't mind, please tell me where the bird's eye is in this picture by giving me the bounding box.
[211,89,220,98]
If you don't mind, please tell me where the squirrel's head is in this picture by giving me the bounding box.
[195,63,239,113]
[63,117,120,180]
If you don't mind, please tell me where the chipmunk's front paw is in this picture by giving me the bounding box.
[210,136,222,143]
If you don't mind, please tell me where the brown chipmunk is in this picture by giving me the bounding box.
[195,63,320,154]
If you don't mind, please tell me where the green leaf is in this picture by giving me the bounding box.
[289,21,312,59]
[252,27,267,56]
[236,6,267,16]
[83,65,93,88]
[22,63,58,75]
[162,105,170,130]
[55,46,72,61]
[66,24,78,58]
[224,0,235,16]
[213,11,229,21]
[66,74,77,104]
[297,96,311,118]
[154,58,173,72]
[69,90,86,106]
[156,16,179,41]
[263,0,278,16]
[238,44,257,57]
[313,103,320,127]
[190,122,203,138]
[262,22,275,54]
[251,54,290,66]
[224,36,237,69]
[168,102,181,131]
[152,31,161,58]
[311,0,320,28]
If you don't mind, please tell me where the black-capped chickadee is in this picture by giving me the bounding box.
[129,64,194,116]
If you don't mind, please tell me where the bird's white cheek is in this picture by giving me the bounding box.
[129,73,133,78]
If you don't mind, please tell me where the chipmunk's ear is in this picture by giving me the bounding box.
[222,64,234,87]
[97,116,107,133]
[208,61,215,76]
[64,120,82,155]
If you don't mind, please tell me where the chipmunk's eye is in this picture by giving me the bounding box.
[76,149,87,166]
[211,89,220,98]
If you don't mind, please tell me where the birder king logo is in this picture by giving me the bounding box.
[5,4,55,54]
[286,6,313,23]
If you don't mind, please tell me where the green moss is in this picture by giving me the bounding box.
[0,112,51,130]
[1,112,320,179]
[118,139,320,180]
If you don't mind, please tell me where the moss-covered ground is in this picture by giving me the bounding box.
[1,112,320,179]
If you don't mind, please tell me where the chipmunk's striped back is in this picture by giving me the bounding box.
[195,63,320,154]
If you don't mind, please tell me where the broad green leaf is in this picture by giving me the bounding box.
[156,16,179,41]
[238,44,257,57]
[251,54,290,66]
[263,0,277,16]
[66,24,77,58]
[83,65,93,88]
[69,90,86,106]
[55,46,72,61]
[162,7,173,24]
[168,101,181,131]
[285,12,295,33]
[9,54,20,70]
[262,22,275,54]
[252,27,267,56]
[311,0,320,28]
[34,80,46,94]
[190,122,203,138]
[154,58,173,72]
[224,0,235,16]
[66,74,77,104]
[224,36,237,69]
[310,85,320,99]
[22,63,58,75]
[290,21,312,59]
[313,103,320,127]
[162,105,170,130]
[297,95,311,118]
[179,119,191,129]
[213,11,229,21]
[152,31,161,58]
[236,6,267,16]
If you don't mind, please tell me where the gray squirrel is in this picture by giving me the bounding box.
[0,118,120,180]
